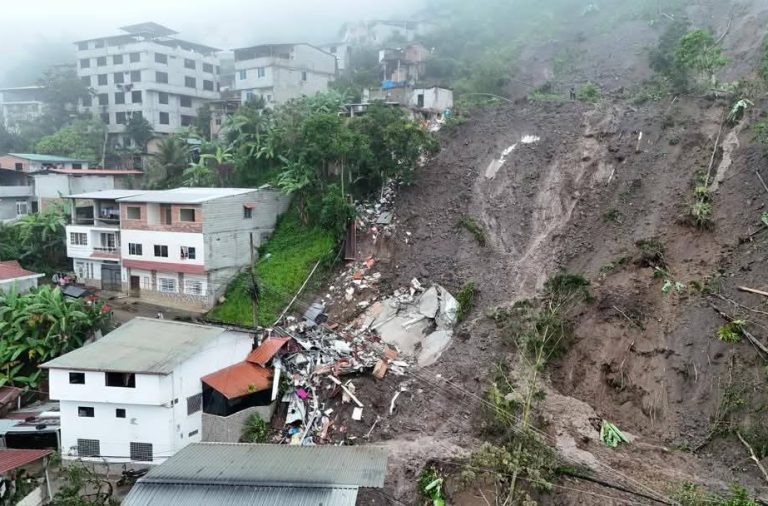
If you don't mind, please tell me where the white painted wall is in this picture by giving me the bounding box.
[409,87,454,112]
[0,276,41,294]
[33,174,115,200]
[120,230,204,266]
[50,330,253,464]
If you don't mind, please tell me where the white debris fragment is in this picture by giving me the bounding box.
[352,407,363,421]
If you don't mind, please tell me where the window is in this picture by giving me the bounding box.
[128,243,143,255]
[15,201,28,216]
[130,70,141,82]
[116,112,127,124]
[155,52,167,64]
[126,206,141,219]
[96,56,107,66]
[116,408,126,418]
[158,92,169,104]
[100,113,110,124]
[203,80,214,91]
[158,277,177,293]
[243,207,252,219]
[184,58,196,69]
[132,90,142,103]
[245,91,254,101]
[78,406,95,417]
[180,96,192,107]
[95,40,105,49]
[113,54,123,65]
[80,58,90,69]
[181,115,194,127]
[14,163,22,171]
[301,71,308,81]
[203,62,213,73]
[159,112,169,125]
[238,69,247,80]
[184,279,203,295]
[185,76,196,88]
[81,75,91,86]
[70,232,87,246]
[180,246,196,260]
[77,439,100,457]
[98,93,108,106]
[114,92,125,105]
[188,429,199,437]
[113,72,124,84]
[154,245,169,257]
[97,74,107,85]
[130,442,153,462]
[129,52,140,63]
[82,95,92,107]
[187,393,202,415]
[179,208,196,222]
[257,67,266,78]
[72,163,82,170]
[105,372,136,388]
[69,372,85,384]
[156,71,168,84]
[78,41,88,50]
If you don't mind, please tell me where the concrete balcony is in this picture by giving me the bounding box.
[0,186,33,198]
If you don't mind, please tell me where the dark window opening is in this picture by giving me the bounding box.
[114,72,124,84]
[187,393,202,415]
[97,74,107,85]
[116,408,126,418]
[156,71,168,84]
[184,58,195,69]
[105,372,136,388]
[154,245,169,257]
[129,52,140,63]
[113,54,124,65]
[130,442,153,462]
[243,207,252,219]
[130,70,141,82]
[159,112,169,125]
[77,439,100,457]
[159,92,169,104]
[78,406,95,417]
[69,372,85,384]
[132,90,142,103]
[96,56,107,66]
[155,53,167,64]
[203,63,213,73]
[184,76,196,88]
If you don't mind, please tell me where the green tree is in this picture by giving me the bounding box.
[124,113,154,152]
[276,156,314,224]
[14,204,69,271]
[649,19,691,92]
[37,66,91,131]
[150,136,190,188]
[675,29,727,86]
[35,119,106,165]
[195,104,213,140]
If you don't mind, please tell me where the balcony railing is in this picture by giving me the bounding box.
[91,246,120,258]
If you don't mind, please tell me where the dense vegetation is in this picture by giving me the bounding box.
[0,204,69,273]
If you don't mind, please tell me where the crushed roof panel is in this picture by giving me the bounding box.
[143,443,388,488]
[124,483,357,506]
[202,362,272,399]
[246,337,290,367]
[40,318,234,374]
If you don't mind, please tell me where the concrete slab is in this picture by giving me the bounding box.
[377,314,430,355]
[418,329,453,367]
[419,286,439,319]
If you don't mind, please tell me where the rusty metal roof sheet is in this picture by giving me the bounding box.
[0,449,52,474]
[246,337,290,367]
[201,362,272,399]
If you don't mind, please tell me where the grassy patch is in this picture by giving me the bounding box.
[458,216,487,246]
[455,282,477,322]
[603,209,623,224]
[599,256,630,277]
[576,81,601,103]
[207,207,337,326]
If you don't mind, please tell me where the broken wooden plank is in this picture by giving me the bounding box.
[737,431,768,486]
[738,286,768,298]
[327,375,363,408]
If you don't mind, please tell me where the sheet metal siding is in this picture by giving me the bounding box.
[124,483,357,506]
[145,443,388,488]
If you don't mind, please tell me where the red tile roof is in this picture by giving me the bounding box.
[122,259,206,275]
[246,337,291,367]
[0,261,41,281]
[201,361,272,399]
[0,449,52,474]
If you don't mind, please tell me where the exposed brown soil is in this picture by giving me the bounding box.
[329,2,768,505]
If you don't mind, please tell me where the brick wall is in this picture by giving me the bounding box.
[0,155,27,172]
[120,203,203,233]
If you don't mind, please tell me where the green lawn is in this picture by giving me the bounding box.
[207,207,337,326]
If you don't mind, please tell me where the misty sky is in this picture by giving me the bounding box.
[1,0,425,86]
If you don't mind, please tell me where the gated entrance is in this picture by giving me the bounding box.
[101,264,122,292]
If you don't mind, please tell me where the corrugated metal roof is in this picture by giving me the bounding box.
[124,483,357,506]
[246,337,290,367]
[0,449,52,474]
[41,318,233,374]
[8,153,87,163]
[143,443,388,488]
[202,362,272,399]
[118,187,256,204]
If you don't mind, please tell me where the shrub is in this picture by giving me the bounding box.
[635,238,666,269]
[458,216,487,246]
[455,282,477,323]
[240,413,269,443]
[576,82,601,103]
[716,321,745,343]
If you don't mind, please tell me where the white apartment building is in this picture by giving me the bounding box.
[41,318,254,465]
[233,43,337,106]
[75,22,221,143]
[65,187,290,309]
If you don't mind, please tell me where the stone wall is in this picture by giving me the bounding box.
[202,403,276,443]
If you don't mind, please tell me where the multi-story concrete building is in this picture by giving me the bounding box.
[233,43,336,106]
[0,86,45,132]
[41,318,254,465]
[319,42,352,75]
[342,20,437,46]
[74,22,221,144]
[0,168,34,221]
[65,187,290,309]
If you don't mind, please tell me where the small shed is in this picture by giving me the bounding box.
[201,362,273,417]
[0,261,43,294]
